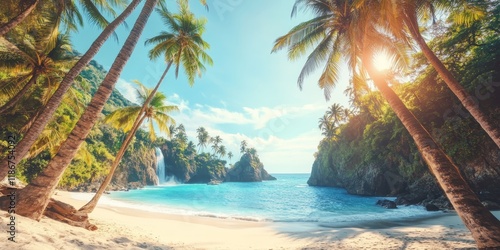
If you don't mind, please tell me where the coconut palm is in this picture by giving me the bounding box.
[272,0,500,247]
[175,124,189,145]
[0,0,143,182]
[145,0,212,86]
[13,0,211,220]
[79,80,178,213]
[227,151,233,163]
[363,0,500,148]
[217,145,226,159]
[210,135,222,155]
[240,140,247,154]
[325,103,345,126]
[0,0,40,37]
[196,126,210,152]
[318,114,336,138]
[0,0,125,37]
[0,33,75,114]
[15,0,161,220]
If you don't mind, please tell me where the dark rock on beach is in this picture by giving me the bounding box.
[425,204,440,211]
[376,199,397,209]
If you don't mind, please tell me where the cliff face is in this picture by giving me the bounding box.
[225,153,276,182]
[308,137,500,209]
[307,147,407,196]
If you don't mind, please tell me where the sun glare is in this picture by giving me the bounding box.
[373,51,393,71]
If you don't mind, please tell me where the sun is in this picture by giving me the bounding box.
[373,51,393,71]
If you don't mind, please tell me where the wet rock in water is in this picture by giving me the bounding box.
[425,204,440,211]
[376,199,397,209]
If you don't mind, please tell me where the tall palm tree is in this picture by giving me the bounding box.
[272,0,500,247]
[0,0,40,37]
[365,0,500,148]
[0,33,75,114]
[210,135,222,155]
[145,0,213,86]
[79,81,178,213]
[0,0,142,181]
[0,0,124,37]
[217,145,226,159]
[227,151,233,163]
[15,0,161,220]
[318,114,336,138]
[325,103,345,126]
[240,140,247,154]
[196,126,210,152]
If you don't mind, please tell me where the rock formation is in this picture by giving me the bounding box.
[225,153,276,182]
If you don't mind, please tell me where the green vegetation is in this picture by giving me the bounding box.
[274,0,500,247]
[310,1,500,188]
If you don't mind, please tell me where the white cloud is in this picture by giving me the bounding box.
[116,79,138,104]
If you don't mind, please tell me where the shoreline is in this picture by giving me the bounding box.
[2,190,497,249]
[68,189,445,225]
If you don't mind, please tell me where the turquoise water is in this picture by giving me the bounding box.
[103,174,435,223]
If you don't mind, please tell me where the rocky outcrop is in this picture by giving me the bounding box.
[308,155,407,196]
[376,199,397,209]
[309,140,500,210]
[225,153,276,182]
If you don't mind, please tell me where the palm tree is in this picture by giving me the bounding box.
[0,0,40,37]
[15,0,211,220]
[0,33,76,114]
[175,124,189,145]
[145,0,213,86]
[0,0,143,182]
[326,103,345,126]
[79,81,178,213]
[196,126,210,152]
[272,0,500,247]
[365,0,500,148]
[318,114,336,138]
[240,140,247,154]
[227,151,233,163]
[15,0,161,220]
[210,135,222,155]
[217,145,226,159]
[0,0,124,37]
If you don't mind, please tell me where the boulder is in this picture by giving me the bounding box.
[376,199,397,209]
[425,204,440,211]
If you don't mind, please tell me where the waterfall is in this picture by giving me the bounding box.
[155,147,166,184]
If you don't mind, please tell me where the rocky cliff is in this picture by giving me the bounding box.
[308,134,500,210]
[225,153,276,182]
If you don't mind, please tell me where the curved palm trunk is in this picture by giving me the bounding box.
[0,0,142,182]
[0,0,40,37]
[78,114,146,213]
[0,71,39,114]
[78,62,172,213]
[15,0,159,221]
[404,11,500,149]
[364,62,500,248]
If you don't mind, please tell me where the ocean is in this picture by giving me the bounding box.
[81,174,438,224]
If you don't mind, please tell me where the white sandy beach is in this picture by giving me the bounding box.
[1,190,496,250]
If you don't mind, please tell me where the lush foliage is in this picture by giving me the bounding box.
[311,2,500,192]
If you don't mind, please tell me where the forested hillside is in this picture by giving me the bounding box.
[0,57,157,190]
[308,5,500,209]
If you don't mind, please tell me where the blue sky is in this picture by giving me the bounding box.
[71,0,351,173]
